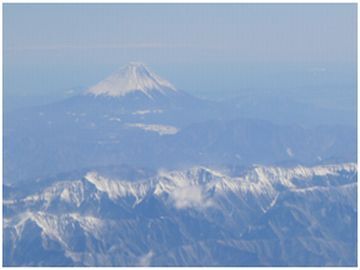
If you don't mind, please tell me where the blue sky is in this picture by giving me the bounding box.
[3,4,357,99]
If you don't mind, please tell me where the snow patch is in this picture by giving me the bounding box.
[23,180,85,208]
[84,172,151,203]
[127,123,179,135]
[132,109,163,115]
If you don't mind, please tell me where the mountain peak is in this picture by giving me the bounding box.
[86,62,176,98]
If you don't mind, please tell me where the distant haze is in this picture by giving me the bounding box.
[3,4,357,114]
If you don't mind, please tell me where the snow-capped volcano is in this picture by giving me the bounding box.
[86,62,177,98]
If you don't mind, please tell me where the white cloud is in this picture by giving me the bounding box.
[170,185,213,210]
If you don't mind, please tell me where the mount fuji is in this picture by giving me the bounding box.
[86,62,177,98]
[46,62,213,125]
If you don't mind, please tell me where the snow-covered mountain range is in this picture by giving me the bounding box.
[4,163,357,266]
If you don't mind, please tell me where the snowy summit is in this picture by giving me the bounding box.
[86,62,177,98]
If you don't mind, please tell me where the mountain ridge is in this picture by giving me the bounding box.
[4,162,357,266]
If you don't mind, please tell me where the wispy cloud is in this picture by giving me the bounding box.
[138,250,154,267]
[171,185,213,210]
[5,42,194,52]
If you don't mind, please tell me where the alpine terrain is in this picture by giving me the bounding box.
[3,62,357,266]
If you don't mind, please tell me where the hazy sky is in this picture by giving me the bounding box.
[3,4,357,99]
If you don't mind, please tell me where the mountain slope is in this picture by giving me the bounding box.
[4,163,357,266]
[4,114,356,185]
[86,62,176,98]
